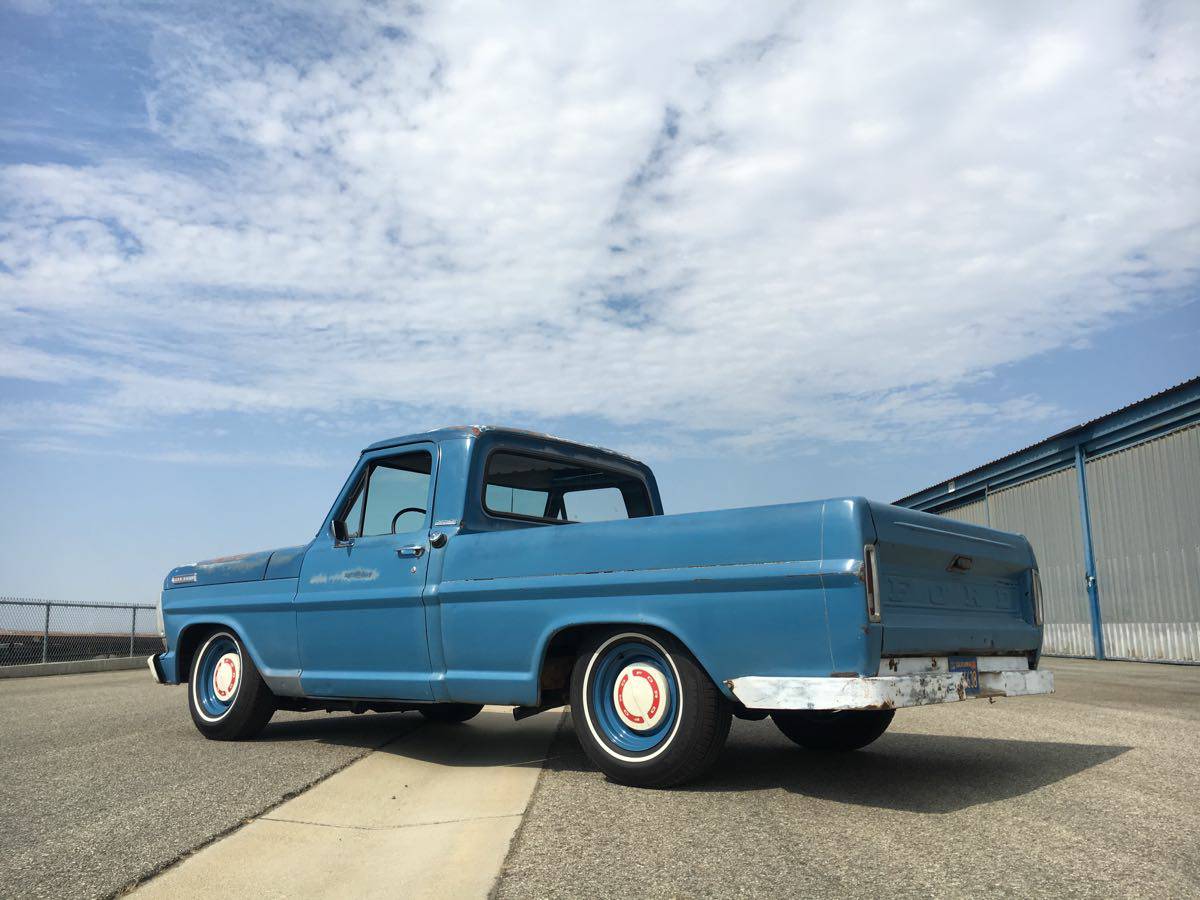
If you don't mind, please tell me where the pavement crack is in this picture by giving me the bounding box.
[259,811,524,832]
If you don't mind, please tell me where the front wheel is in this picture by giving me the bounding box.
[570,630,731,788]
[188,630,276,740]
[770,708,894,751]
[419,703,483,724]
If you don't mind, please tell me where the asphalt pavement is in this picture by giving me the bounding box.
[2,658,1197,899]
[497,657,1200,898]
[0,669,420,900]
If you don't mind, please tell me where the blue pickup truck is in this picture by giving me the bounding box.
[150,426,1052,787]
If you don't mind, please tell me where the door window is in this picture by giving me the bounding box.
[340,451,432,537]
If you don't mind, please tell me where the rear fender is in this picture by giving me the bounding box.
[531,617,733,704]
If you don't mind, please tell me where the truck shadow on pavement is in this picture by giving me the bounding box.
[698,728,1132,814]
[258,708,559,765]
[543,716,1131,814]
[256,711,424,749]
[253,711,1130,816]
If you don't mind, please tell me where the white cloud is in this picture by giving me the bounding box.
[1,0,1197,454]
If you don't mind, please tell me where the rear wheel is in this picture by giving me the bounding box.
[770,708,894,751]
[419,703,483,724]
[570,629,731,788]
[188,630,276,740]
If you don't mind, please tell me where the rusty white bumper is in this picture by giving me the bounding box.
[728,657,1054,711]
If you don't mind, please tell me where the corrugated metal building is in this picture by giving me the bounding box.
[896,378,1200,663]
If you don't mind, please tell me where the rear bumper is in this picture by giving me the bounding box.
[728,660,1053,711]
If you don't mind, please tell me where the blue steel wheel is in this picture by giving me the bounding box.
[571,629,731,788]
[583,634,682,760]
[192,632,241,722]
[187,630,275,740]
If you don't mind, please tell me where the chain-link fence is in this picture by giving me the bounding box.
[0,597,164,667]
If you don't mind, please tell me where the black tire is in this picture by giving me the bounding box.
[570,629,731,788]
[770,708,894,751]
[188,629,276,740]
[419,703,484,724]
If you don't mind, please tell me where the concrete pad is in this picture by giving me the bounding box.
[132,707,562,900]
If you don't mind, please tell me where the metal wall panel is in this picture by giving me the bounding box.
[1085,425,1200,662]
[939,497,989,527]
[989,469,1094,657]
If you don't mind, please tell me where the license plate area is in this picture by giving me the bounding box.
[948,655,980,695]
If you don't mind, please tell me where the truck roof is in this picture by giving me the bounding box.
[363,425,642,463]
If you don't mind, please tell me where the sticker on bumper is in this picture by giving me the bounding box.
[948,656,980,695]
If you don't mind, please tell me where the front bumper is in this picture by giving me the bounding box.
[146,653,165,684]
[729,657,1054,711]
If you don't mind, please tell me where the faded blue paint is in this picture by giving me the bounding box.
[165,549,275,590]
[868,502,1041,657]
[265,545,308,580]
[155,426,1042,708]
[293,441,439,700]
[156,578,300,685]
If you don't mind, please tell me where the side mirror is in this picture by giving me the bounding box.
[332,519,351,546]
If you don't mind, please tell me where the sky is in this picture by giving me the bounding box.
[1,0,1197,605]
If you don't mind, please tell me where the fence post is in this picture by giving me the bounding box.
[129,607,136,657]
[42,603,50,664]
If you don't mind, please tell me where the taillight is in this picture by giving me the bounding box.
[1031,570,1044,626]
[863,544,881,622]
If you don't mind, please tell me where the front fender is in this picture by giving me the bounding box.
[161,579,299,690]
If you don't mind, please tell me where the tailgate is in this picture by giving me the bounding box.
[868,502,1040,657]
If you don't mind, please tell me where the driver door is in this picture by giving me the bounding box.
[296,444,437,700]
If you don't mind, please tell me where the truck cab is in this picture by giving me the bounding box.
[151,425,1052,787]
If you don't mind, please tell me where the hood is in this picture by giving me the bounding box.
[164,543,309,590]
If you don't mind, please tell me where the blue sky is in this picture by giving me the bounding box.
[1,0,1197,605]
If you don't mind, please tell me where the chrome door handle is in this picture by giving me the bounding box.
[397,545,425,558]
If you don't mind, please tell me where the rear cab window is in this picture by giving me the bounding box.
[483,450,653,524]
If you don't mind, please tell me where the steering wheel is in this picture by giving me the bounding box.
[390,507,426,533]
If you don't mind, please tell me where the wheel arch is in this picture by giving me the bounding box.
[534,620,728,704]
[175,620,261,684]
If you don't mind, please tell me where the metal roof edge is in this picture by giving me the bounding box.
[363,424,644,464]
[896,376,1200,511]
